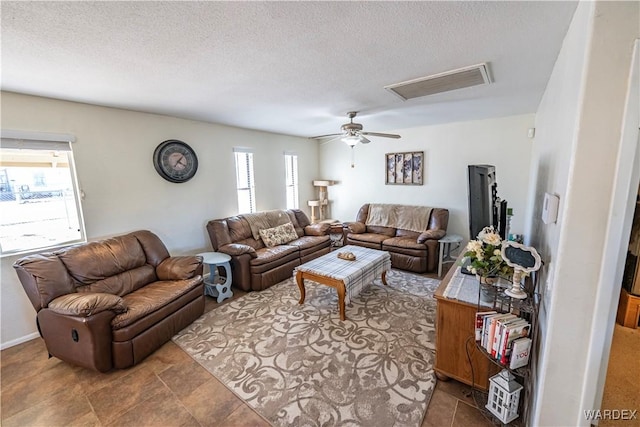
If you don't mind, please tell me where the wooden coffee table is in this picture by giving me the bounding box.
[295,245,391,320]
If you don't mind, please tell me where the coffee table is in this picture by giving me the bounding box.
[294,245,391,320]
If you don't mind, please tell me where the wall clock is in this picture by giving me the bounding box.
[153,139,198,183]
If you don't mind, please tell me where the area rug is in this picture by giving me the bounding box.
[173,269,440,427]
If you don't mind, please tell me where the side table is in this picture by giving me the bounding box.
[438,234,463,277]
[329,222,346,248]
[196,252,233,303]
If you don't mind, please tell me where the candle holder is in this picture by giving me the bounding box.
[505,269,528,299]
[501,241,542,300]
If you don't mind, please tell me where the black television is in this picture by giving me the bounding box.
[468,165,507,239]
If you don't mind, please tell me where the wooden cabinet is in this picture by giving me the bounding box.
[434,262,498,390]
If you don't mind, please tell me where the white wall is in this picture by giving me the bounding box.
[319,114,535,241]
[0,91,319,348]
[525,1,640,425]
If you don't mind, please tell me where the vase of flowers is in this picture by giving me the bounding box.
[463,226,513,281]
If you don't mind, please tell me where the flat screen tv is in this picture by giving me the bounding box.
[468,164,500,239]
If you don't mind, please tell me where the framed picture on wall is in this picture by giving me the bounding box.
[386,151,423,185]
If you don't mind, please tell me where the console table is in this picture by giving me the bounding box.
[434,257,499,391]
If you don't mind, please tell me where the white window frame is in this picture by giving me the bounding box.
[284,152,299,210]
[0,130,86,256]
[233,147,256,214]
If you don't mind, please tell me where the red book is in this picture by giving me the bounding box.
[499,321,530,365]
[475,311,496,341]
[491,315,517,358]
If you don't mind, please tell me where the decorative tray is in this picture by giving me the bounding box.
[337,251,356,261]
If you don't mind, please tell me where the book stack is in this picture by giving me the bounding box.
[475,311,532,369]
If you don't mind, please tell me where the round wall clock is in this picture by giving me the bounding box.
[153,139,198,183]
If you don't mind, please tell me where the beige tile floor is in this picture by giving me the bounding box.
[1,286,496,427]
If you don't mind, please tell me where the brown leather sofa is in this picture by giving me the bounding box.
[345,203,449,273]
[13,230,204,372]
[206,209,331,291]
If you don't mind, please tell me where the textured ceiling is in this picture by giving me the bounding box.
[1,1,578,139]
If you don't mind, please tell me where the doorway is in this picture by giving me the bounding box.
[599,180,640,426]
[586,40,640,422]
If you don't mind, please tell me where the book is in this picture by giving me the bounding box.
[500,321,531,365]
[485,314,512,353]
[496,318,527,362]
[491,314,518,358]
[481,314,497,348]
[475,311,497,341]
[509,337,532,369]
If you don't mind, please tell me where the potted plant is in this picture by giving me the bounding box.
[463,226,514,283]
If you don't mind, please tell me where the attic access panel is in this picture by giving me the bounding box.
[385,63,491,100]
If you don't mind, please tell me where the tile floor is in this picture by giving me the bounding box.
[1,290,496,427]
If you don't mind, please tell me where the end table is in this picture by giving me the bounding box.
[437,234,463,277]
[196,252,233,303]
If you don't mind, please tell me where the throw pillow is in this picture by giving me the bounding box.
[259,222,298,247]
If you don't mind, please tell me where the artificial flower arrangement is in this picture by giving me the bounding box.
[463,226,514,280]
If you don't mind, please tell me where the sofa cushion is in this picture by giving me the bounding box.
[287,235,331,250]
[48,293,127,317]
[218,243,257,258]
[288,210,310,237]
[111,277,202,330]
[132,230,171,267]
[346,222,366,234]
[112,285,203,344]
[227,216,253,242]
[259,223,299,247]
[365,204,432,233]
[417,229,446,243]
[77,264,157,297]
[396,229,421,238]
[382,236,427,251]
[250,245,299,266]
[157,256,203,280]
[348,233,390,245]
[366,225,396,237]
[244,210,291,240]
[60,234,147,285]
[304,223,330,236]
[13,254,76,309]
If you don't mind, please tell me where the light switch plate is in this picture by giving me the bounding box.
[542,192,559,224]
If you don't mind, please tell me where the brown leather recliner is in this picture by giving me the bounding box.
[345,204,449,273]
[13,230,204,372]
[207,209,331,291]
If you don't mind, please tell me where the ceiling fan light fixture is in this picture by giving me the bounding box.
[311,112,401,144]
[342,135,360,146]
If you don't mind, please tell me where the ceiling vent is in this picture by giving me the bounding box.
[385,63,491,101]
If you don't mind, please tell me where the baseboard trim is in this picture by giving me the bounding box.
[1,332,40,350]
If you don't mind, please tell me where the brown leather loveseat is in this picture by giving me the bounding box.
[206,209,331,291]
[13,230,204,372]
[345,203,449,273]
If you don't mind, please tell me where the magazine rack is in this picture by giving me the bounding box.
[470,272,540,426]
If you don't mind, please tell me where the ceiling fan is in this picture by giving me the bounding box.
[312,112,401,146]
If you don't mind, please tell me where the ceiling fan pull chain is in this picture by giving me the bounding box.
[351,146,355,168]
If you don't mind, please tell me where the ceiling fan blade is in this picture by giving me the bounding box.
[360,132,401,139]
[310,133,342,139]
[359,136,371,144]
[319,135,343,146]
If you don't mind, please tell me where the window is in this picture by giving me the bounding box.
[284,153,299,209]
[0,131,86,256]
[234,148,256,213]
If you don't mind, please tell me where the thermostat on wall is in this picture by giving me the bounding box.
[542,192,559,224]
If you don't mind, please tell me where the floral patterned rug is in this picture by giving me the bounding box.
[173,269,440,427]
